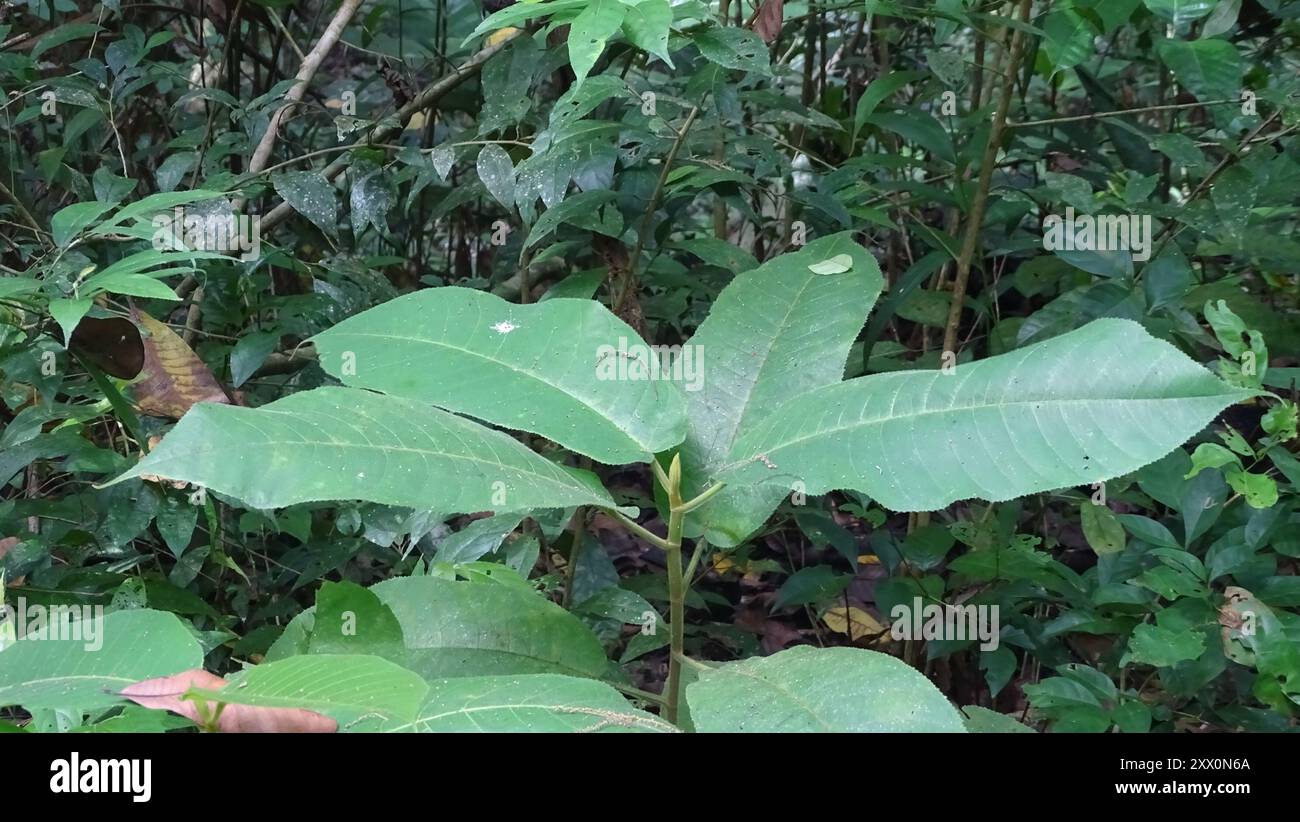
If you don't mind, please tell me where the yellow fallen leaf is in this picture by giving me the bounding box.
[822,606,886,638]
[858,554,880,565]
[712,552,735,574]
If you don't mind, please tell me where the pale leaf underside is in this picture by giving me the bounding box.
[720,319,1251,511]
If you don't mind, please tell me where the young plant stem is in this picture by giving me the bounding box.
[940,0,1030,357]
[615,104,701,314]
[663,454,687,725]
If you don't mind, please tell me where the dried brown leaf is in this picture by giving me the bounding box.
[128,307,228,418]
[68,315,145,379]
[750,0,784,43]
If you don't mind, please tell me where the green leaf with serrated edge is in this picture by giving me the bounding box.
[720,319,1253,512]
[106,386,617,513]
[676,234,883,547]
[192,654,428,724]
[0,609,202,710]
[685,646,965,732]
[311,287,686,465]
[961,705,1036,733]
[379,674,675,732]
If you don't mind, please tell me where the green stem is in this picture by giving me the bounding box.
[606,507,673,552]
[663,454,686,726]
[562,506,588,609]
[684,536,709,587]
[672,481,726,515]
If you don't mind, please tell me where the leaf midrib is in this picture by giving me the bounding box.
[323,329,650,451]
[698,271,823,466]
[733,390,1244,463]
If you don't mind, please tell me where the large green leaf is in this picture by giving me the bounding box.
[311,287,686,465]
[678,233,883,546]
[108,386,617,513]
[193,654,429,725]
[1156,38,1241,104]
[720,319,1252,511]
[367,577,613,680]
[685,646,966,732]
[380,674,676,732]
[1144,0,1218,26]
[0,609,202,710]
[1042,6,1098,73]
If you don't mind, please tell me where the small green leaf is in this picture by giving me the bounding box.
[476,144,517,208]
[568,0,626,87]
[49,298,93,347]
[1122,623,1206,668]
[1081,503,1126,555]
[808,254,854,275]
[52,201,117,247]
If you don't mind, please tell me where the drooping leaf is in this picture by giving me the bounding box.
[721,319,1253,512]
[685,646,966,732]
[272,171,337,235]
[310,286,687,464]
[108,386,619,513]
[621,0,674,66]
[435,514,524,565]
[476,144,517,208]
[568,0,627,87]
[48,298,93,348]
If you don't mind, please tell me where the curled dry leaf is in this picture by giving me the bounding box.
[122,669,338,733]
[68,315,145,379]
[128,307,229,419]
[749,0,784,44]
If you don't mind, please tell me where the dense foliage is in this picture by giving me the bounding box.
[0,0,1297,733]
